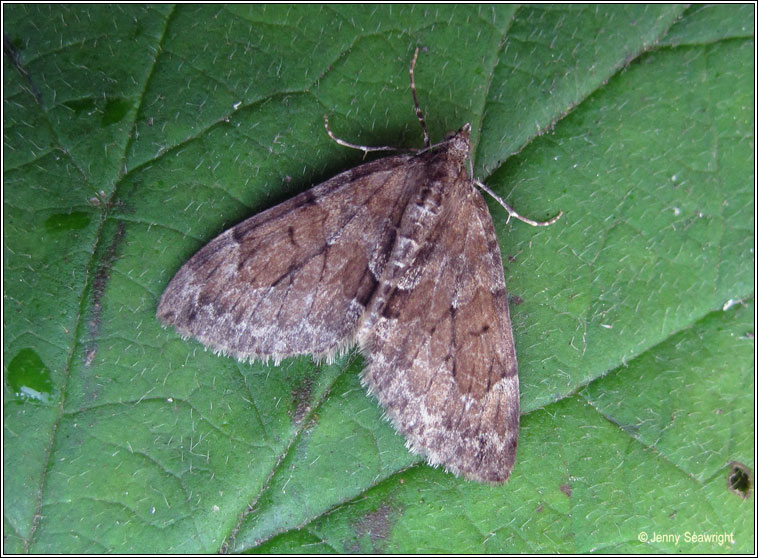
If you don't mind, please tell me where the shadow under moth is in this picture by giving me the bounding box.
[157,49,560,483]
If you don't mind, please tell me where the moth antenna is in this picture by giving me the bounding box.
[323,48,431,155]
[474,179,563,227]
[323,115,409,156]
[410,47,431,149]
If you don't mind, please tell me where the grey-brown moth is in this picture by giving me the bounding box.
[157,50,560,483]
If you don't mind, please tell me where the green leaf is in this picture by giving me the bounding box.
[3,4,753,553]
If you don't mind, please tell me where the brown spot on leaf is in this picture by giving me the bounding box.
[85,222,126,365]
[348,503,397,553]
[728,462,753,499]
[290,374,315,425]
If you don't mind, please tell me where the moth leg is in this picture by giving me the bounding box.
[323,46,434,156]
[474,179,563,227]
[322,115,409,156]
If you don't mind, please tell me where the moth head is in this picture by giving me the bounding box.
[444,123,471,140]
[444,123,471,160]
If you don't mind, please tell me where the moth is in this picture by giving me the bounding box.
[157,49,560,483]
